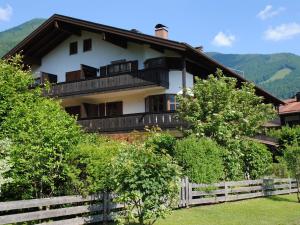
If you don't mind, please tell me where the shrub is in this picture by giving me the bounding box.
[284,145,300,202]
[0,139,12,195]
[240,140,273,179]
[0,56,82,200]
[269,125,300,154]
[110,145,181,225]
[144,131,176,156]
[174,136,224,183]
[70,134,123,193]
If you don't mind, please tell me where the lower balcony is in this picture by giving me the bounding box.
[77,112,185,133]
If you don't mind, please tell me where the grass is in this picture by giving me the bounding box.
[155,194,300,225]
[262,68,292,84]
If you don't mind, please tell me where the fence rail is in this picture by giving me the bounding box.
[0,178,298,225]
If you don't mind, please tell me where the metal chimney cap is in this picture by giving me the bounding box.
[155,24,168,29]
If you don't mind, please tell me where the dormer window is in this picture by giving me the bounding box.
[83,39,92,52]
[69,41,78,55]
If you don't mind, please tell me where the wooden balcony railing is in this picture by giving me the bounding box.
[46,68,169,97]
[78,112,185,133]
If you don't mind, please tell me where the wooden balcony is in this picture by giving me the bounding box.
[46,68,169,97]
[77,112,185,133]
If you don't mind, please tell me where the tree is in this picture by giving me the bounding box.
[174,136,224,183]
[0,139,12,195]
[284,145,300,202]
[176,69,275,180]
[0,56,82,200]
[110,145,181,225]
[177,69,276,145]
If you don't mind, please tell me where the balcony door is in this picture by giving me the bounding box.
[145,94,178,113]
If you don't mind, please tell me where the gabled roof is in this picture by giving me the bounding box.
[3,14,284,105]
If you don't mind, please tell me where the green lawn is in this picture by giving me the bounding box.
[156,194,300,225]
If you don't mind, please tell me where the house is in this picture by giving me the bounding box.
[3,14,284,134]
[279,92,300,126]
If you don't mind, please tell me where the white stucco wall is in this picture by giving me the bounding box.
[33,31,180,82]
[166,70,193,94]
[34,30,195,115]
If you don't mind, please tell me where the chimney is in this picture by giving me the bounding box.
[155,24,168,39]
[296,92,300,102]
[195,46,203,52]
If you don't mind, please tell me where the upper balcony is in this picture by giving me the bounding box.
[40,59,170,98]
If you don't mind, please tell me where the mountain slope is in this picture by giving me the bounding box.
[208,52,300,99]
[0,18,45,57]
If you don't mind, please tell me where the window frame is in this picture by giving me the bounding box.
[69,41,78,55]
[83,38,92,52]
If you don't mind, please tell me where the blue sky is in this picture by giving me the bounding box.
[0,0,300,54]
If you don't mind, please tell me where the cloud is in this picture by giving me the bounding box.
[264,23,300,41]
[212,31,235,47]
[257,5,285,20]
[0,4,12,22]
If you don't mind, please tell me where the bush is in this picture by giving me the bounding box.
[0,139,12,195]
[174,136,224,183]
[0,56,82,200]
[284,145,300,202]
[70,134,123,193]
[240,140,273,179]
[144,131,176,156]
[269,125,300,154]
[110,145,181,225]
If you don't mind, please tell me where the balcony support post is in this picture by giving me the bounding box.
[182,56,187,96]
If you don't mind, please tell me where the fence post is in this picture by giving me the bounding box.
[184,176,192,208]
[102,192,109,224]
[224,181,228,202]
[289,178,292,194]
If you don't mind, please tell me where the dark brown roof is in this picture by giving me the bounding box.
[3,14,284,105]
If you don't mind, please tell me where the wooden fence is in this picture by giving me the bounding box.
[0,178,298,225]
[179,177,298,207]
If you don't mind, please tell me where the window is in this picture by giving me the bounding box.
[145,94,178,113]
[145,95,166,113]
[106,101,123,116]
[83,102,123,118]
[168,95,178,111]
[69,41,78,55]
[83,39,92,52]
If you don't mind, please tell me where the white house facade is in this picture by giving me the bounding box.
[3,14,284,133]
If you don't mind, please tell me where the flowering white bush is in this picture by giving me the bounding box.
[0,139,12,194]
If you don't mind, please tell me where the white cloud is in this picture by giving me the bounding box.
[0,4,12,22]
[264,23,300,41]
[257,5,285,20]
[212,31,235,47]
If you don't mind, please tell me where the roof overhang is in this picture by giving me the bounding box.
[2,14,284,106]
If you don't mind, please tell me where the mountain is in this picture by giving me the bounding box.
[0,18,300,99]
[0,18,46,57]
[208,52,300,99]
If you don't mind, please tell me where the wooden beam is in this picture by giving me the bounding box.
[103,33,127,49]
[55,21,81,36]
[33,32,70,58]
[150,44,164,53]
[24,55,41,65]
[26,29,60,56]
[182,57,187,96]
